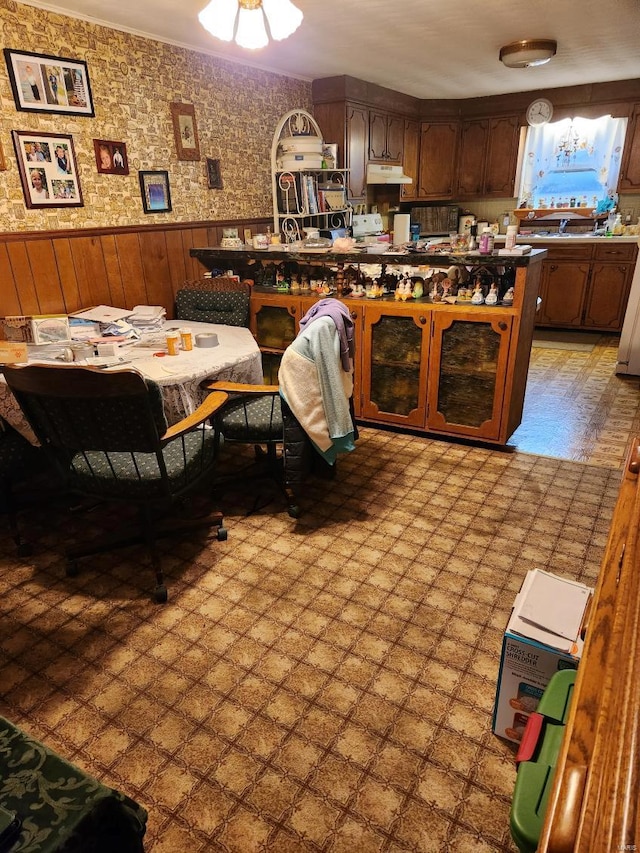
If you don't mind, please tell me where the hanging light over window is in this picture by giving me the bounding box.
[199,0,303,50]
[499,39,557,68]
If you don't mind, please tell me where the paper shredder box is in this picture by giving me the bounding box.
[493,570,590,745]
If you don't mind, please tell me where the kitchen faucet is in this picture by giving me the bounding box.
[558,218,569,234]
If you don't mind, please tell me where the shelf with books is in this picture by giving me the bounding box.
[271,109,352,244]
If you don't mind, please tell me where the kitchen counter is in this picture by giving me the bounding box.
[514,234,640,246]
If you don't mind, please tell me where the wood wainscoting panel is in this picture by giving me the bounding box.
[0,218,270,321]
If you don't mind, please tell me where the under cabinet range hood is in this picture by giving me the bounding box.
[366,164,412,184]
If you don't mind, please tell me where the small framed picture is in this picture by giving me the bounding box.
[12,129,83,208]
[206,157,223,189]
[93,139,129,175]
[3,48,94,116]
[139,170,172,214]
[170,102,200,161]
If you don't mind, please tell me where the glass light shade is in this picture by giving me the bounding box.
[262,0,303,40]
[235,5,268,49]
[198,0,239,41]
[499,40,557,68]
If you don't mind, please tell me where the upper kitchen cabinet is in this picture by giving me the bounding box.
[400,119,420,202]
[369,110,405,162]
[456,115,521,199]
[313,101,369,201]
[417,121,459,199]
[618,103,640,193]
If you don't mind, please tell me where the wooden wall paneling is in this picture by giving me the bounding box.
[138,230,175,311]
[0,244,23,316]
[100,234,126,307]
[69,236,113,309]
[25,239,66,315]
[166,229,188,316]
[53,239,83,314]
[6,242,39,315]
[113,233,148,309]
[185,226,212,279]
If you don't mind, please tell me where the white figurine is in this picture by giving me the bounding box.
[471,282,484,305]
[485,283,498,305]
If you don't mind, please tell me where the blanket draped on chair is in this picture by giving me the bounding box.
[278,302,356,465]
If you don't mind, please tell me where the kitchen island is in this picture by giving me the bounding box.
[191,246,546,446]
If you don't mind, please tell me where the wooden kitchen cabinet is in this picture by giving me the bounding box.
[417,120,459,199]
[456,115,521,199]
[400,119,420,202]
[427,312,513,442]
[191,246,545,446]
[618,102,640,193]
[537,260,590,328]
[312,101,369,201]
[368,110,405,162]
[360,302,429,428]
[536,242,637,331]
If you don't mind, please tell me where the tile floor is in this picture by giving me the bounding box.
[508,332,640,468]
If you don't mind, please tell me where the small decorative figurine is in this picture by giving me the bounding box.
[502,287,514,305]
[485,283,499,305]
[471,282,484,305]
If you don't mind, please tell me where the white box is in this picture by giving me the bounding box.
[493,569,592,744]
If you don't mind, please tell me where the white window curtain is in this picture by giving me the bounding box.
[518,115,628,209]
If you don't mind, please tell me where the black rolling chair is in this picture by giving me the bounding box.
[3,364,228,603]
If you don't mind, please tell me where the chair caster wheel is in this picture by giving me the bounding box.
[17,542,32,558]
[66,561,80,578]
[217,526,228,541]
[153,584,168,604]
[288,505,301,519]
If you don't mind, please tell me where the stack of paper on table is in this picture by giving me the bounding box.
[128,305,167,332]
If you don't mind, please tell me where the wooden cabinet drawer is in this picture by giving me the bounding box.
[538,244,594,261]
[594,242,638,261]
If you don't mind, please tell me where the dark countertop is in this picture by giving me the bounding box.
[191,246,548,267]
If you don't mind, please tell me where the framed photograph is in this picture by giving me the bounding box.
[139,170,172,214]
[206,157,223,189]
[3,48,94,116]
[12,130,83,209]
[170,102,200,161]
[93,139,129,175]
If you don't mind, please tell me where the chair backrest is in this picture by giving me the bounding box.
[176,277,251,327]
[3,364,168,454]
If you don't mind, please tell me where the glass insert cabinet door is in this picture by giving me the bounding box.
[427,312,513,441]
[360,305,429,427]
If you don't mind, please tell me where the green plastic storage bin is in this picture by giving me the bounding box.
[509,668,576,853]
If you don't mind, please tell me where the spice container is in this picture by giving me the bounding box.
[179,327,193,351]
[166,331,180,356]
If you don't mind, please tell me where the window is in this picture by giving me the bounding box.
[518,115,628,210]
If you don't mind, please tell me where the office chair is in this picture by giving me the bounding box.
[3,364,228,603]
[0,420,45,556]
[175,276,251,327]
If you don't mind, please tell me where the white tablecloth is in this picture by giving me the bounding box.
[0,320,263,444]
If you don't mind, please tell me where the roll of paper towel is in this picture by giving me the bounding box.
[394,214,411,245]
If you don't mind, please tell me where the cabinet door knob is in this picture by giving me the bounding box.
[550,264,558,272]
[498,321,508,331]
[350,311,358,320]
[419,316,427,325]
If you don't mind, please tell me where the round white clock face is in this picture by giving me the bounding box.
[526,98,554,126]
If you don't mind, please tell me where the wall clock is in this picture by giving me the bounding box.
[526,98,554,126]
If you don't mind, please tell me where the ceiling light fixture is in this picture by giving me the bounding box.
[499,39,557,69]
[198,0,303,50]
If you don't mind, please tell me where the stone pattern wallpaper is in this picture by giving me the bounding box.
[0,0,312,231]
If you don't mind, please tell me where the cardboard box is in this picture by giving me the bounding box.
[493,569,591,744]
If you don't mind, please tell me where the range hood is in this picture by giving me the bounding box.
[366,164,412,185]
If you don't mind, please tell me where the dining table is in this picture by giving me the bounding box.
[0,319,263,445]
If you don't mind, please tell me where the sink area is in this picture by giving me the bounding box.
[521,232,602,238]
